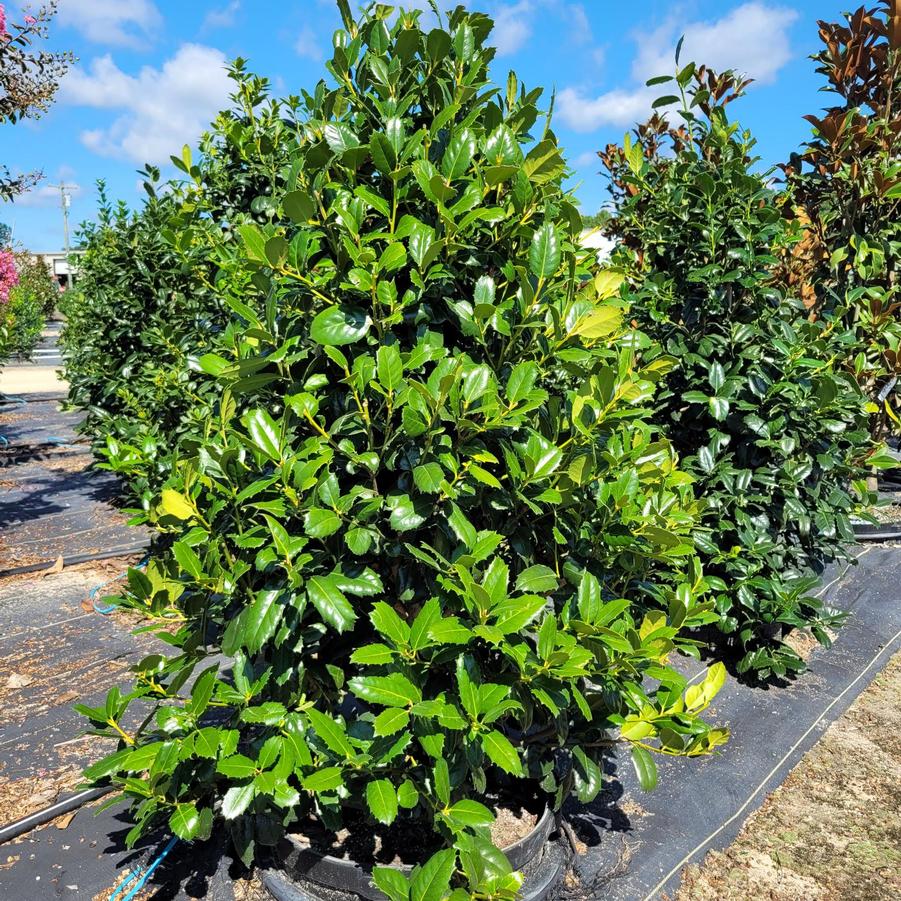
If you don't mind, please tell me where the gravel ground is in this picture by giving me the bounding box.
[675,649,901,901]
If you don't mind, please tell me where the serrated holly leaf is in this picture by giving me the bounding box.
[307,574,356,633]
[222,783,255,819]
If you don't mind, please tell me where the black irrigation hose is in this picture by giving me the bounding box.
[0,786,113,846]
[2,394,69,405]
[854,524,901,542]
[0,544,150,579]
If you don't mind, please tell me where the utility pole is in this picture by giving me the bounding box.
[47,182,73,286]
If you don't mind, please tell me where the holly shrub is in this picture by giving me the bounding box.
[783,1,901,447]
[60,182,222,503]
[79,4,728,895]
[61,67,303,505]
[600,67,877,679]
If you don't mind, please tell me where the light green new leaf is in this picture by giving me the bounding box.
[160,488,195,521]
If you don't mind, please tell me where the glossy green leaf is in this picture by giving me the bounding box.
[529,223,561,277]
[366,778,399,824]
[310,306,372,346]
[481,730,523,775]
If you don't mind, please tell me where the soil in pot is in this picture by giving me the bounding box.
[286,792,542,868]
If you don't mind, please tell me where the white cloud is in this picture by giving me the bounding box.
[57,0,162,48]
[572,150,599,168]
[202,1,241,31]
[489,1,599,57]
[492,1,534,56]
[635,2,797,86]
[61,45,233,164]
[295,25,323,61]
[567,3,593,46]
[558,2,798,132]
[13,183,83,209]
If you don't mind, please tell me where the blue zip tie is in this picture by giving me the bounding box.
[91,556,149,615]
[110,835,178,901]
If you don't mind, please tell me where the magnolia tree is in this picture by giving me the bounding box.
[783,1,901,445]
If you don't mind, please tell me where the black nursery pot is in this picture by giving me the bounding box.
[260,806,567,901]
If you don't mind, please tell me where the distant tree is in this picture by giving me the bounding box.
[0,2,73,199]
[581,209,612,230]
[0,221,11,246]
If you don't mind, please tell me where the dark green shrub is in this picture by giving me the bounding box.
[79,4,727,893]
[60,183,221,504]
[600,67,878,679]
[61,68,302,505]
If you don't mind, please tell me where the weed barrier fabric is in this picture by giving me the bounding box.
[0,572,239,899]
[0,452,149,572]
[1,389,150,570]
[0,396,83,449]
[0,451,149,572]
[567,544,901,900]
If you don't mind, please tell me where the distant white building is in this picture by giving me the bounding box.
[30,250,83,290]
[580,228,616,262]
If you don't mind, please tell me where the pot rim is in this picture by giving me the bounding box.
[280,802,555,876]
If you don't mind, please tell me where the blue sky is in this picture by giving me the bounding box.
[1,0,851,251]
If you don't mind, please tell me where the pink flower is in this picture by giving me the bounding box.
[0,249,19,304]
[0,7,7,40]
[24,15,35,26]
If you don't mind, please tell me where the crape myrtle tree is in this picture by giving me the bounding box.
[0,1,72,199]
[783,1,901,448]
[0,250,55,361]
[78,4,728,895]
[600,65,877,679]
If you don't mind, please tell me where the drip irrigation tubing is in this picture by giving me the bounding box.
[0,544,151,579]
[109,835,179,901]
[0,786,113,846]
[91,556,149,614]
